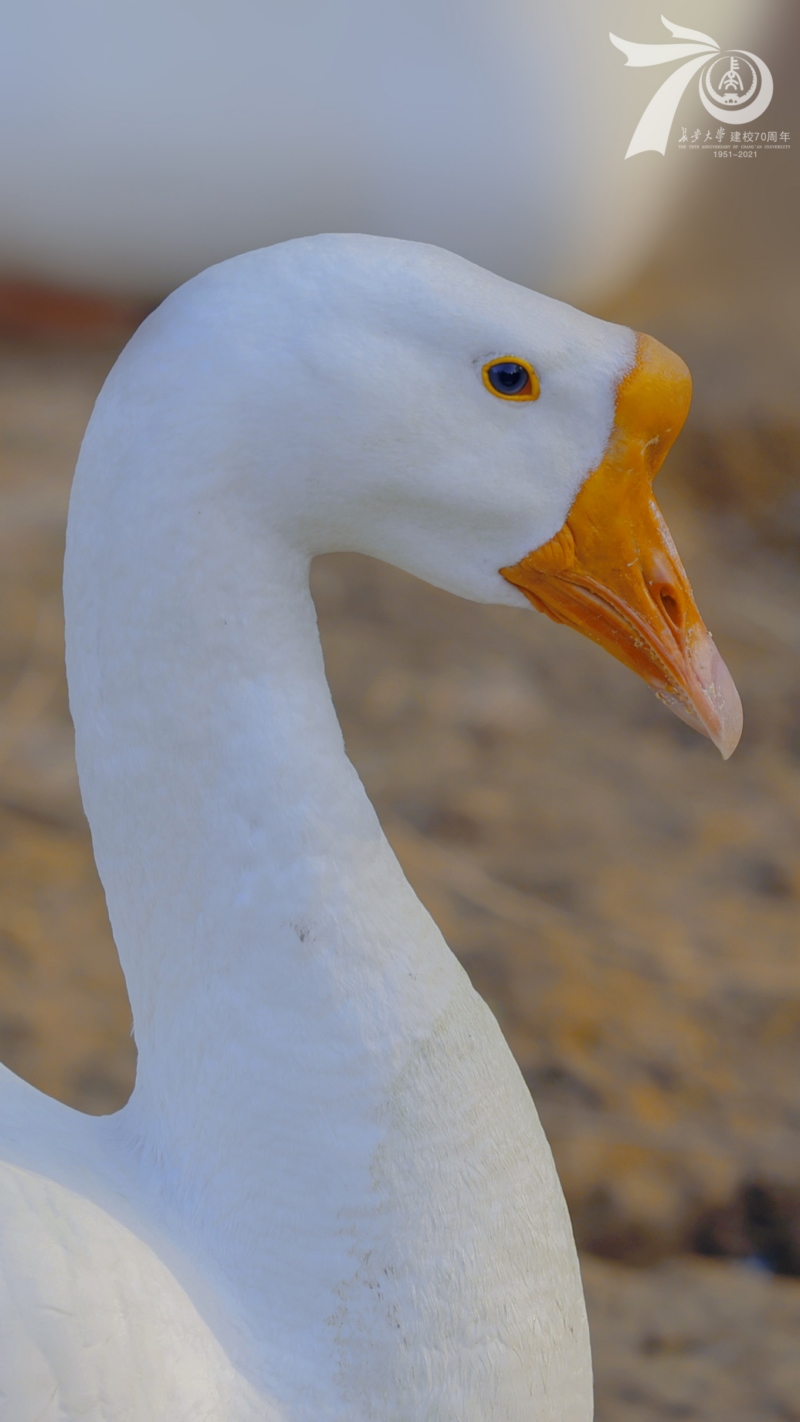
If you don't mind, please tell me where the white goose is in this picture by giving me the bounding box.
[0,236,741,1421]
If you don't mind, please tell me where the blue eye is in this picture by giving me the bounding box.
[482,358,539,402]
[489,362,528,394]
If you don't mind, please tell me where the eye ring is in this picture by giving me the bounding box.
[482,357,540,402]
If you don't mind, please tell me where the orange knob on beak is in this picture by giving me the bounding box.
[501,334,743,758]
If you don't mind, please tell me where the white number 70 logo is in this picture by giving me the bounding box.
[611,15,773,158]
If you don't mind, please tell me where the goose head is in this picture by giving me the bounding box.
[88,233,741,758]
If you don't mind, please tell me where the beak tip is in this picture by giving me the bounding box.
[701,642,743,761]
[714,693,743,762]
[657,638,743,759]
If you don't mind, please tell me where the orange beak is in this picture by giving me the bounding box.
[500,334,742,758]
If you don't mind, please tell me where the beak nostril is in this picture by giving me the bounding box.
[660,589,682,630]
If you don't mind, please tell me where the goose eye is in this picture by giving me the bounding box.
[482,358,540,402]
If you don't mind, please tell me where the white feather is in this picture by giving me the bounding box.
[2,236,636,1419]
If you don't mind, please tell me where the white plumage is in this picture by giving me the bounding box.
[0,236,737,1419]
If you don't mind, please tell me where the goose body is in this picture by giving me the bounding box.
[0,0,772,302]
[0,235,740,1420]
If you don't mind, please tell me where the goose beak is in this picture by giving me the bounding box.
[500,334,743,759]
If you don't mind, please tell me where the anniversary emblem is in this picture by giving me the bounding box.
[611,16,774,156]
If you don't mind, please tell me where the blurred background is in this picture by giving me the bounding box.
[0,2,798,1417]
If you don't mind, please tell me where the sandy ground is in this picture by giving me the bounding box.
[1,67,799,1416]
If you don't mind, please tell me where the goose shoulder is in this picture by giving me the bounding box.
[0,1072,274,1421]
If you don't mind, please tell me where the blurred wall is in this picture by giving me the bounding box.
[0,0,783,305]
